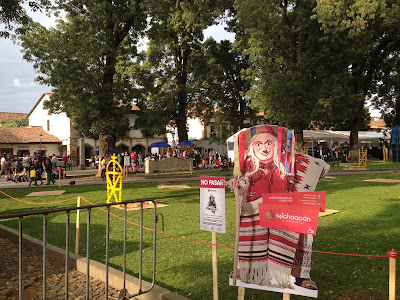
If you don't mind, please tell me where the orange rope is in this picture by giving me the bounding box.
[1,190,397,257]
[0,190,78,205]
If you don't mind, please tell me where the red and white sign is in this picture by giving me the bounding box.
[258,192,326,235]
[200,177,226,233]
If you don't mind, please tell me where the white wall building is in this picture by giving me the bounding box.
[28,93,166,165]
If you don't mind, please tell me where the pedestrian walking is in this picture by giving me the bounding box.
[45,158,56,185]
[28,167,38,187]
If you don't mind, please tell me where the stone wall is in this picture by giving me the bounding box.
[145,157,193,174]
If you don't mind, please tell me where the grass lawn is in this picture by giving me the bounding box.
[0,172,399,299]
[327,159,400,171]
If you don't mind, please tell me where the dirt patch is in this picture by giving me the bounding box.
[27,190,66,197]
[363,178,400,183]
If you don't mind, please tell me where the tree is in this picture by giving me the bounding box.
[1,118,28,127]
[202,38,259,145]
[234,0,327,151]
[19,0,147,160]
[132,0,229,142]
[0,0,51,38]
[314,0,400,160]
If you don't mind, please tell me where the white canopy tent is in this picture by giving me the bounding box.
[227,129,389,161]
[303,130,349,156]
[336,131,390,147]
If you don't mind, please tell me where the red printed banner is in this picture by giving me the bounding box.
[259,202,320,235]
[263,191,326,212]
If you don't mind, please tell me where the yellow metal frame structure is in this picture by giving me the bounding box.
[358,147,367,167]
[106,154,123,204]
[383,145,388,161]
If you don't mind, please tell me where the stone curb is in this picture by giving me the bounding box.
[0,224,189,300]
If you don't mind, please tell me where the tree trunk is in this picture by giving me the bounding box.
[349,118,360,162]
[293,125,304,154]
[96,135,109,177]
[174,36,189,142]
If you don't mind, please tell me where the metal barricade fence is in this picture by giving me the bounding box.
[0,199,157,300]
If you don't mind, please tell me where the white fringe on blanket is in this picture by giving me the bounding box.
[239,267,294,289]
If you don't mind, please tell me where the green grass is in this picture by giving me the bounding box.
[0,172,399,299]
[329,159,400,171]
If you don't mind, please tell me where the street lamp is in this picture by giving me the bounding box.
[39,133,43,154]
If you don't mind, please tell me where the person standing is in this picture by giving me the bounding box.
[100,157,106,180]
[332,145,340,166]
[0,154,6,176]
[130,151,136,171]
[123,152,130,177]
[28,167,38,187]
[22,154,30,170]
[63,154,68,169]
[67,156,73,170]
[51,154,58,171]
[34,160,44,185]
[45,158,55,185]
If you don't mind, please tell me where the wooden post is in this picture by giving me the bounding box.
[58,168,61,188]
[238,287,245,300]
[283,293,290,300]
[233,183,240,286]
[388,250,397,300]
[212,232,218,300]
[75,197,81,254]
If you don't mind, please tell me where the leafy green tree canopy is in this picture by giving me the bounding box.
[0,0,51,38]
[19,0,147,154]
[234,0,327,150]
[132,0,230,142]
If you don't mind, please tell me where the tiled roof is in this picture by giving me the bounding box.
[370,117,386,129]
[0,127,61,144]
[0,112,29,123]
[118,102,140,111]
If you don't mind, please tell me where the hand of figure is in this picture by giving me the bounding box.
[226,176,249,195]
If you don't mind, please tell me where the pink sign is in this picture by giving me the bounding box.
[259,192,326,235]
[258,202,320,235]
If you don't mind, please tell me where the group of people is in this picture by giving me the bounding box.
[316,144,348,165]
[0,152,70,187]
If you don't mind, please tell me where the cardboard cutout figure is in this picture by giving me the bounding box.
[228,125,329,296]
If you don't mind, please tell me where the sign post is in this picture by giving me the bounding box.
[200,176,226,300]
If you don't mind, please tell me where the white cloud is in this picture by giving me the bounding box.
[204,24,235,42]
[12,78,35,88]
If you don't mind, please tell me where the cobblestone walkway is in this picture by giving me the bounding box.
[0,237,124,300]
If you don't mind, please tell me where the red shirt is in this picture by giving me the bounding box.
[242,159,295,201]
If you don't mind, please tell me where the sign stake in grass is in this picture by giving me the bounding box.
[212,231,218,300]
[75,196,81,254]
[58,168,61,188]
[388,250,397,300]
[238,286,245,300]
[283,293,290,299]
